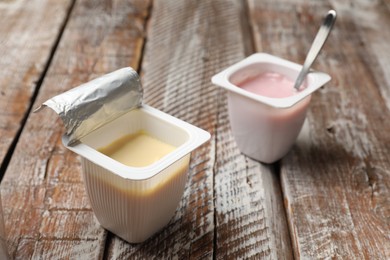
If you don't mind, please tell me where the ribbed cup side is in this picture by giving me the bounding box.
[81,154,190,243]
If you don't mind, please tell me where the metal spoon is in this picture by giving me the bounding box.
[293,10,337,90]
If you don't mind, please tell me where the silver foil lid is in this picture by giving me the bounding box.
[36,67,143,146]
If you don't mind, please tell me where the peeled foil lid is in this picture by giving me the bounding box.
[36,67,143,146]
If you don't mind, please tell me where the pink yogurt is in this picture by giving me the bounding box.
[238,72,303,98]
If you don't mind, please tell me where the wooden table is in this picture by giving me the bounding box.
[0,0,389,259]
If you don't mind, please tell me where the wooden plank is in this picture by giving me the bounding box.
[1,0,151,258]
[0,0,74,176]
[104,0,292,258]
[248,0,390,258]
[332,0,390,110]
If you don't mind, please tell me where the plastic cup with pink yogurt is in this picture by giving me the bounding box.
[212,53,331,163]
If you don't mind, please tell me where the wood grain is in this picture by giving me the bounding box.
[0,0,74,177]
[1,0,151,258]
[248,0,390,258]
[103,0,292,259]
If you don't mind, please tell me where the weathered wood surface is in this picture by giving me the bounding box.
[248,0,390,258]
[0,0,74,175]
[0,0,389,259]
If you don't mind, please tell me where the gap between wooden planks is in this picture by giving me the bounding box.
[0,0,75,180]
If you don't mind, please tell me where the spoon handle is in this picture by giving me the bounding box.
[294,10,337,90]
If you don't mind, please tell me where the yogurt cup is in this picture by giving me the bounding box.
[64,105,209,243]
[38,68,210,243]
[211,53,331,163]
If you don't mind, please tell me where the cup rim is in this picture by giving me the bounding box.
[63,105,210,181]
[211,53,331,108]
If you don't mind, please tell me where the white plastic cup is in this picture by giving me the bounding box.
[212,53,331,163]
[64,105,210,243]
